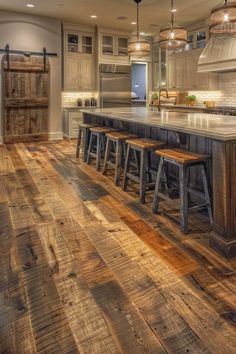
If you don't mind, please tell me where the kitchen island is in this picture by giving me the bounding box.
[82,107,236,258]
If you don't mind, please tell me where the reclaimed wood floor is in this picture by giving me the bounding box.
[1,140,236,354]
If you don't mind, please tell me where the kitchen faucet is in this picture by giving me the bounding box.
[158,88,169,112]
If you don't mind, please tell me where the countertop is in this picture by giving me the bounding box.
[63,106,99,110]
[81,107,236,141]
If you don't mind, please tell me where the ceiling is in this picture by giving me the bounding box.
[0,0,218,34]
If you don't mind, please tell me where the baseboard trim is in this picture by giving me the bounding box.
[48,132,63,141]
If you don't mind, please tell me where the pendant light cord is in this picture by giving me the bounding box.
[171,0,174,29]
[137,1,140,40]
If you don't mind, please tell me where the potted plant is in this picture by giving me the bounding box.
[152,92,159,105]
[186,95,197,106]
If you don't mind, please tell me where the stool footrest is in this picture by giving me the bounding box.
[186,187,209,202]
[126,173,140,184]
[188,204,210,213]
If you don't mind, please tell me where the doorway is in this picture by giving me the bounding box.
[131,62,147,106]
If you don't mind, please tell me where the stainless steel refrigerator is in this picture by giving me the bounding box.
[100,64,131,108]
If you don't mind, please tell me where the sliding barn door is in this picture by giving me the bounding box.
[3,55,49,143]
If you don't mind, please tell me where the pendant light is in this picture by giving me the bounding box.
[158,0,187,49]
[128,0,151,58]
[209,0,236,34]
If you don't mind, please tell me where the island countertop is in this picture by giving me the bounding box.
[81,107,236,141]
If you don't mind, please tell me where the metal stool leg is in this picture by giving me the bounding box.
[96,133,101,171]
[122,144,131,191]
[87,132,94,165]
[152,156,164,213]
[140,149,147,204]
[115,141,122,185]
[179,164,188,234]
[83,129,90,162]
[102,137,112,175]
[76,127,82,158]
[200,163,213,226]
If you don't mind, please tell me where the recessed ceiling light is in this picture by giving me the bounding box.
[171,8,177,12]
[90,15,97,18]
[131,21,137,25]
[27,3,34,7]
[140,32,145,35]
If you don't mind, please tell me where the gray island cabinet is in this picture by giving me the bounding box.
[82,107,236,258]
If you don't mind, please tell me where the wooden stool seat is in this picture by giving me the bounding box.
[153,148,213,234]
[102,132,137,185]
[90,126,116,134]
[122,138,165,204]
[105,131,137,141]
[87,126,117,171]
[156,148,209,164]
[126,138,165,150]
[76,123,97,161]
[79,123,97,129]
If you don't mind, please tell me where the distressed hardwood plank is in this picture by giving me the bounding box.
[2,140,236,353]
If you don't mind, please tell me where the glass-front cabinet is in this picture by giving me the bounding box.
[100,32,129,63]
[102,35,114,56]
[117,37,128,56]
[66,31,94,55]
[67,34,79,53]
[63,29,95,91]
[196,31,207,48]
[82,36,93,54]
[184,27,208,51]
[153,44,167,90]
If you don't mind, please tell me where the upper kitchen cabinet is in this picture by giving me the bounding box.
[98,27,130,64]
[63,23,96,91]
[184,22,209,52]
[167,48,218,90]
[152,44,167,90]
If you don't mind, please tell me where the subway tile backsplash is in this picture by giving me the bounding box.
[189,72,236,107]
[62,92,99,107]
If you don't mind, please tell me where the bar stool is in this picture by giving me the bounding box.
[87,126,116,171]
[76,123,97,161]
[152,148,213,234]
[122,138,165,204]
[102,131,137,185]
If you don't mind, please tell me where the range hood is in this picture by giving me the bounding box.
[198,35,236,72]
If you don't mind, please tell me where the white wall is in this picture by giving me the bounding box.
[0,10,62,142]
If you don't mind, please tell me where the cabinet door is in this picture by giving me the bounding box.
[168,55,176,89]
[117,37,128,57]
[102,35,114,56]
[67,33,79,53]
[80,56,95,90]
[153,61,160,90]
[82,35,93,54]
[64,55,80,90]
[185,51,198,89]
[175,54,185,89]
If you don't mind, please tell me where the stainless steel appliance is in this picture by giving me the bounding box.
[205,106,236,116]
[100,64,131,108]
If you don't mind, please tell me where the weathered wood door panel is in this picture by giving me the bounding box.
[3,55,49,143]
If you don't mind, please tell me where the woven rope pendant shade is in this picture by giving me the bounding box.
[159,26,187,49]
[128,36,151,57]
[209,1,236,34]
[158,0,187,49]
[128,0,151,57]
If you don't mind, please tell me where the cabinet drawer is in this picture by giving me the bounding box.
[69,111,83,119]
[72,117,81,128]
